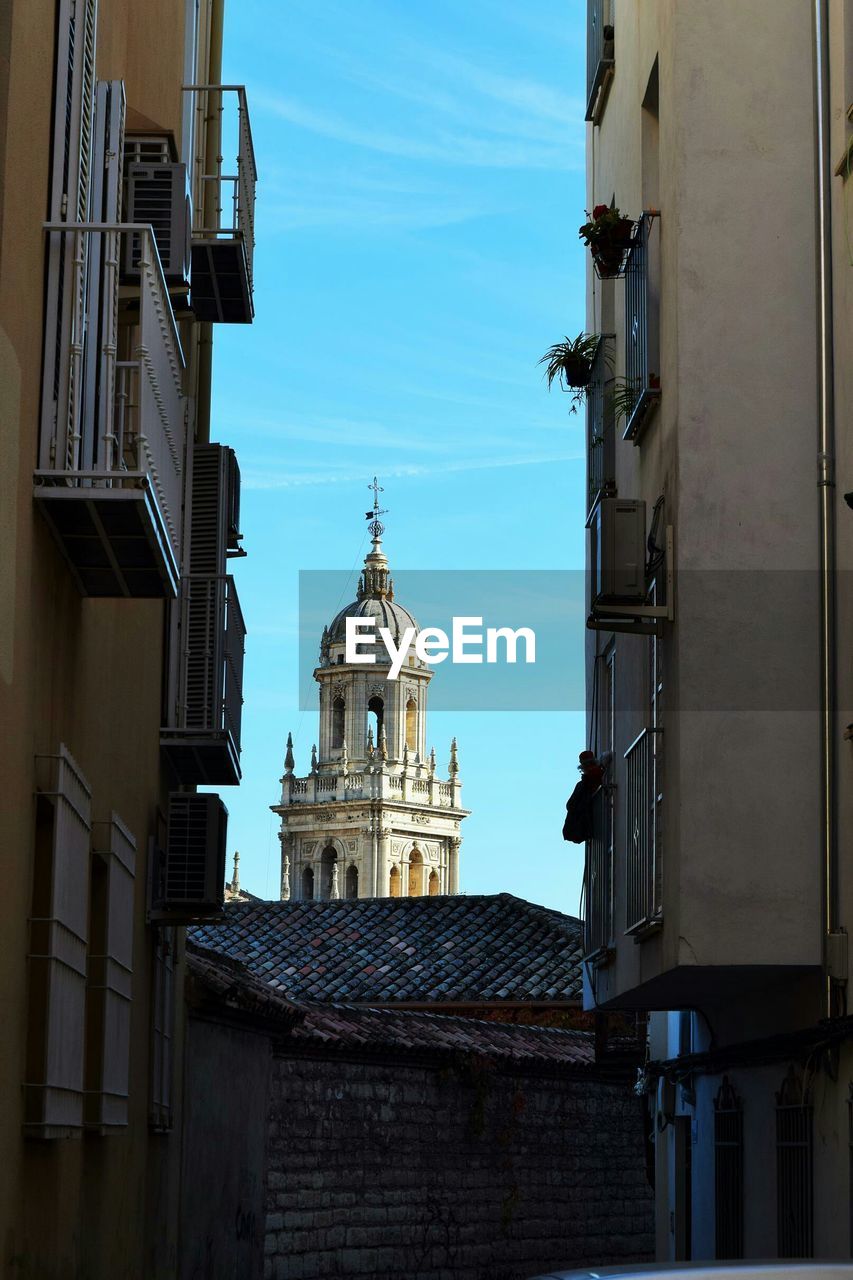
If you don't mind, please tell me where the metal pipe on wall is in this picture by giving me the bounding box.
[813,0,839,1015]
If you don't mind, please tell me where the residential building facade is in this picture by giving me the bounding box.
[581,0,853,1260]
[0,0,254,1273]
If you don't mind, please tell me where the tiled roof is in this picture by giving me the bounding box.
[289,1003,595,1068]
[185,941,303,1029]
[190,893,583,1004]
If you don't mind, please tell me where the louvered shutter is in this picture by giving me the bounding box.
[86,814,136,1131]
[149,927,176,1131]
[26,747,92,1137]
[40,0,98,469]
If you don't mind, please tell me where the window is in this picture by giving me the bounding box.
[428,870,439,896]
[585,0,614,124]
[622,211,661,441]
[389,864,401,898]
[776,1066,813,1258]
[368,696,384,748]
[332,697,345,750]
[26,747,91,1138]
[408,849,424,896]
[301,864,314,901]
[320,845,337,899]
[345,864,358,899]
[714,1077,744,1259]
[85,814,136,1132]
[405,698,417,752]
[585,648,614,956]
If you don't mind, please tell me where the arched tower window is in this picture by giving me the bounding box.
[332,697,345,749]
[428,870,439,896]
[321,845,337,899]
[408,848,423,896]
[368,696,384,747]
[389,864,401,897]
[346,864,359,899]
[405,697,417,752]
[301,865,314,900]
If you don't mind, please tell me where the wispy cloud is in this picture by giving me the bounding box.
[253,90,579,171]
[241,452,582,491]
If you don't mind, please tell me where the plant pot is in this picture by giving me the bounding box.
[561,354,593,389]
[590,218,634,277]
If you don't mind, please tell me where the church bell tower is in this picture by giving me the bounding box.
[272,480,468,901]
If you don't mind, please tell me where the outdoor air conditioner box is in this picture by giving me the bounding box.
[123,162,191,283]
[163,792,228,914]
[590,497,646,604]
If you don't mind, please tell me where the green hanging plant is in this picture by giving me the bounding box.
[539,333,602,413]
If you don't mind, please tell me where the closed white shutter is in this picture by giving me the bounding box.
[86,814,136,1132]
[26,746,92,1138]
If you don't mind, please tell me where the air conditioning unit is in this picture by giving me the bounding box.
[123,162,191,283]
[590,497,647,604]
[162,793,228,915]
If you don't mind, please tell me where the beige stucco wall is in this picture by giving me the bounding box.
[0,0,219,1273]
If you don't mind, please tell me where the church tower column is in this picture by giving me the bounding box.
[448,836,461,894]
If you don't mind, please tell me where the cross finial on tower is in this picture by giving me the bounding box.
[365,476,389,542]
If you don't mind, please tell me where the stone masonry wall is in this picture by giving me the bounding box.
[264,1052,654,1280]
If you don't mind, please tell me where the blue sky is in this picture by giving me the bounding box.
[212,0,590,912]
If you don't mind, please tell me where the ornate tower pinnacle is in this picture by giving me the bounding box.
[284,731,295,776]
[359,477,394,601]
[232,850,240,893]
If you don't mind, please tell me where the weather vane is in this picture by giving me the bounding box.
[365,476,388,540]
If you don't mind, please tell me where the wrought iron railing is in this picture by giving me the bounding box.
[179,574,246,756]
[585,0,615,122]
[184,84,257,292]
[776,1094,813,1257]
[714,1078,744,1259]
[623,212,661,442]
[584,785,612,956]
[625,727,662,932]
[586,335,615,521]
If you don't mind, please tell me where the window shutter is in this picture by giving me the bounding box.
[40,0,99,470]
[85,814,135,1132]
[26,746,92,1138]
[149,927,176,1131]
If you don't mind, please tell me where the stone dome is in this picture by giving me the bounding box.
[327,594,419,646]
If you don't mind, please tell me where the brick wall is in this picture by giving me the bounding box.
[264,1052,654,1280]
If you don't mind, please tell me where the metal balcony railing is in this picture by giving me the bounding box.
[585,0,615,123]
[622,212,661,442]
[35,223,186,597]
[584,786,613,957]
[586,335,615,522]
[162,575,246,785]
[184,85,257,323]
[625,727,662,933]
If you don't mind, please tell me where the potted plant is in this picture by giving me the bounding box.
[579,204,635,277]
[539,333,603,413]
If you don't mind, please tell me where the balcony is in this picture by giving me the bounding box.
[35,224,186,597]
[161,575,246,785]
[585,0,615,124]
[625,727,662,935]
[586,335,615,524]
[585,786,613,959]
[622,212,661,443]
[184,85,256,324]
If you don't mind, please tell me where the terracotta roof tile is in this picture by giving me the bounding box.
[190,893,583,1005]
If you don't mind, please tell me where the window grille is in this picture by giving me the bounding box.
[776,1066,813,1258]
[586,335,615,522]
[714,1076,744,1259]
[622,212,662,442]
[26,747,92,1137]
[625,727,662,932]
[585,650,614,956]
